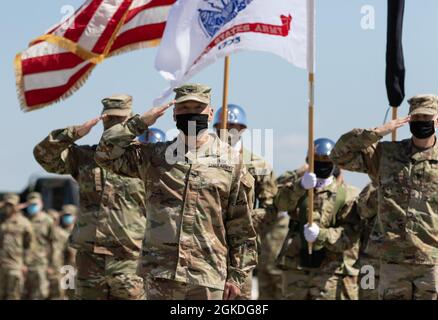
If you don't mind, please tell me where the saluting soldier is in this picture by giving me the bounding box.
[95,84,257,300]
[33,95,147,300]
[331,94,438,300]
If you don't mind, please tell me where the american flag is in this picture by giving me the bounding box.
[15,0,175,111]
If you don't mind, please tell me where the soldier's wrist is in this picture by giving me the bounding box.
[127,114,149,136]
[367,128,385,141]
[64,127,81,142]
[226,269,246,290]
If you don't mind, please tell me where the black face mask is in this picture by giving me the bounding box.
[314,161,334,179]
[409,121,436,139]
[176,114,209,136]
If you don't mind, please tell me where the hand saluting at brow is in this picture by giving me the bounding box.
[375,116,411,137]
[75,116,104,138]
[140,101,175,127]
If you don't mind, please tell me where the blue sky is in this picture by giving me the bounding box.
[1,0,438,192]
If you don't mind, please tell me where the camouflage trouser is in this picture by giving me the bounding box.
[379,262,438,300]
[48,272,64,300]
[75,251,145,300]
[257,215,289,300]
[238,271,253,300]
[282,269,359,300]
[24,266,50,300]
[358,256,380,300]
[0,268,24,300]
[146,278,223,300]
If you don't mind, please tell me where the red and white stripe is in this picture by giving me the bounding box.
[16,0,175,111]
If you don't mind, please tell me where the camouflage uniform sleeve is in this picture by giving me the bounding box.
[225,167,258,289]
[274,178,306,213]
[95,115,151,179]
[255,170,278,234]
[33,127,81,175]
[330,128,383,179]
[23,221,34,266]
[356,183,378,220]
[314,190,361,253]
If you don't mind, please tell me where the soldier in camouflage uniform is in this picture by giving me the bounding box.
[356,183,380,300]
[0,194,34,300]
[275,139,361,300]
[213,104,277,300]
[33,95,147,300]
[22,192,56,300]
[95,84,257,300]
[58,205,78,300]
[47,205,78,299]
[331,94,438,300]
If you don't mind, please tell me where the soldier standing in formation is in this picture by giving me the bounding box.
[47,205,78,299]
[22,192,56,300]
[213,104,278,300]
[0,194,34,300]
[95,84,257,300]
[275,138,361,300]
[331,94,438,300]
[33,95,147,300]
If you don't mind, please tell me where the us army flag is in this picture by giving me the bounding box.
[155,0,309,102]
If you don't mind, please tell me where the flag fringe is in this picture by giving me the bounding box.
[14,54,27,111]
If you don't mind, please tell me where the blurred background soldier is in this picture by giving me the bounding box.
[331,94,438,300]
[22,192,55,300]
[275,138,361,300]
[0,193,34,300]
[356,183,380,300]
[96,84,257,300]
[33,95,147,300]
[213,104,277,300]
[138,127,166,144]
[58,205,78,300]
[47,205,78,300]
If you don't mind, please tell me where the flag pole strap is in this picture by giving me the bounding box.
[392,107,397,141]
[308,72,315,255]
[221,56,230,140]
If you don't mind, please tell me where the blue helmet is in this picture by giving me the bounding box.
[313,138,336,161]
[138,128,166,144]
[213,104,248,128]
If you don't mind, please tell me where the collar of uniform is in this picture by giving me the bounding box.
[409,136,438,162]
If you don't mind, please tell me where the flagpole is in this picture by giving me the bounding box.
[221,56,230,141]
[307,0,315,255]
[392,107,397,141]
[308,72,315,255]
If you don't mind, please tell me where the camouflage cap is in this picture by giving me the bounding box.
[3,193,20,206]
[27,192,42,204]
[101,94,133,117]
[174,84,211,105]
[62,204,78,216]
[408,94,438,116]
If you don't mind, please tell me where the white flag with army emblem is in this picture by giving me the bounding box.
[155,0,312,103]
